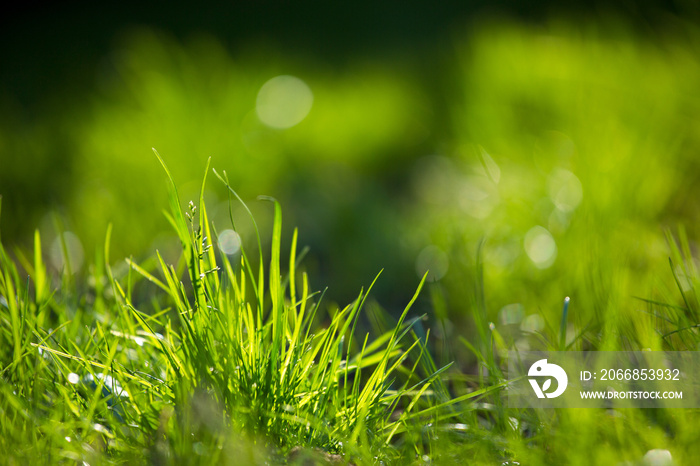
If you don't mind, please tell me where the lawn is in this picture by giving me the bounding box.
[2,13,700,466]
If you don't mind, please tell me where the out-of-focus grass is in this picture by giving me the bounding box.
[402,20,700,465]
[1,28,431,306]
[0,30,428,271]
[404,20,700,356]
[3,21,699,318]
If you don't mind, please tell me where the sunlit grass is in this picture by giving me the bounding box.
[3,154,700,465]
[0,155,467,464]
[3,17,700,466]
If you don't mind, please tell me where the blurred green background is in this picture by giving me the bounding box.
[2,1,700,355]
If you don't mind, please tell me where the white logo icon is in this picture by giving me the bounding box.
[528,359,568,398]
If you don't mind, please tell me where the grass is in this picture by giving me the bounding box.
[4,20,700,466]
[0,154,479,465]
[3,153,700,465]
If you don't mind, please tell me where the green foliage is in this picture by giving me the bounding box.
[4,17,700,466]
[402,21,700,357]
[0,157,454,464]
[3,157,700,465]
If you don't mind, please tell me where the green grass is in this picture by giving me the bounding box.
[0,155,475,464]
[4,22,700,465]
[3,154,700,465]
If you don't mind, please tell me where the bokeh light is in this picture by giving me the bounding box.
[548,168,583,212]
[524,226,557,269]
[415,244,449,282]
[218,229,242,256]
[256,75,313,129]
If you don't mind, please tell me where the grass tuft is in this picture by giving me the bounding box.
[0,155,449,464]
